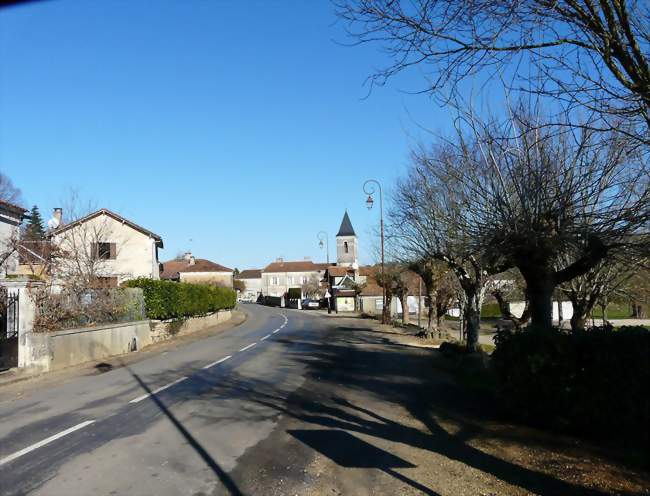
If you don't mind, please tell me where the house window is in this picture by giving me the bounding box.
[271,276,279,285]
[344,241,349,254]
[375,298,383,310]
[93,242,115,260]
[301,276,307,284]
[287,276,293,285]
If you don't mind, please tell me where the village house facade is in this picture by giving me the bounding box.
[48,208,164,287]
[235,269,262,300]
[161,252,233,287]
[261,259,328,297]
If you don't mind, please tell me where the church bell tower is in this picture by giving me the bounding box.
[336,211,358,268]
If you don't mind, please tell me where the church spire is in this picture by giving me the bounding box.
[337,211,356,237]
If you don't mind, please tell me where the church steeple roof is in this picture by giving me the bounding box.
[337,211,356,237]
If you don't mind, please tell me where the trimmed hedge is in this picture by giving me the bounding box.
[492,325,650,447]
[124,278,236,320]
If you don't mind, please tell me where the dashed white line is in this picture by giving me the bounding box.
[260,334,271,341]
[239,342,257,352]
[202,355,232,369]
[0,420,96,467]
[272,329,280,334]
[129,376,188,404]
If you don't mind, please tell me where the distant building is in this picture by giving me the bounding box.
[161,252,233,287]
[235,269,262,300]
[261,259,328,298]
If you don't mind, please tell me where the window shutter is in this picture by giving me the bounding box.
[91,242,98,259]
[110,243,117,259]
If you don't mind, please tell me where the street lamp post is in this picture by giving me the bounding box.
[317,231,332,314]
[317,231,329,265]
[363,179,387,324]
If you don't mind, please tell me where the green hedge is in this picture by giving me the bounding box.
[492,325,649,447]
[480,302,502,318]
[124,278,236,320]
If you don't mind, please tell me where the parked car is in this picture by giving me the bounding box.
[302,298,320,310]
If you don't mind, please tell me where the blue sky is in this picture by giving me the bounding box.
[0,0,450,270]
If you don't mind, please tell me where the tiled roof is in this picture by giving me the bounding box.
[48,208,163,247]
[0,199,27,216]
[161,259,233,279]
[236,269,262,279]
[359,268,424,296]
[327,266,355,277]
[263,260,329,273]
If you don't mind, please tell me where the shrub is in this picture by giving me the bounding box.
[124,278,236,320]
[480,302,502,318]
[492,325,650,447]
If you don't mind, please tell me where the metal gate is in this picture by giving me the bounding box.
[0,287,19,371]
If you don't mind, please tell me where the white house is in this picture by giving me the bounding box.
[261,259,328,297]
[0,200,27,278]
[161,252,233,287]
[48,208,164,286]
[235,269,262,300]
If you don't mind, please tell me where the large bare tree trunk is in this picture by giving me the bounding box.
[462,285,482,352]
[522,269,555,330]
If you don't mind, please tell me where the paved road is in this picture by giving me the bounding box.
[0,305,632,496]
[0,304,312,496]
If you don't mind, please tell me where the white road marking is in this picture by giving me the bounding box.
[260,334,271,341]
[0,420,96,467]
[272,329,280,334]
[239,342,257,352]
[129,376,188,404]
[202,355,232,369]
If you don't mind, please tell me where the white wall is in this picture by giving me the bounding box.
[239,277,262,298]
[180,271,233,287]
[262,270,323,297]
[0,212,21,278]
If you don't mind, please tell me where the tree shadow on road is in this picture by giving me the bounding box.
[207,326,628,495]
[127,368,244,496]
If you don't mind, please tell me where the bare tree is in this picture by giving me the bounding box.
[428,109,649,329]
[560,248,648,330]
[390,148,509,351]
[0,173,22,205]
[409,258,455,337]
[301,274,323,299]
[336,0,650,144]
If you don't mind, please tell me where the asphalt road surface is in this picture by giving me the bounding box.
[1,304,627,496]
[0,305,312,495]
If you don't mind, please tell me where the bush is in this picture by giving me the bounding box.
[492,325,650,447]
[124,278,236,320]
[480,302,502,318]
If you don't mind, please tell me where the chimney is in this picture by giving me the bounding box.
[47,208,63,230]
[275,257,284,263]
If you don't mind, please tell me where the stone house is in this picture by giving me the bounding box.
[261,259,328,298]
[161,252,233,287]
[235,269,262,300]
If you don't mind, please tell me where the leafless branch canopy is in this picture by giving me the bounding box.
[336,0,650,143]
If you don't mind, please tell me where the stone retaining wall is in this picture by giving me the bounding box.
[22,310,232,372]
[149,310,232,343]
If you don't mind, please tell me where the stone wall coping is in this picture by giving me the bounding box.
[40,320,149,338]
[150,309,232,324]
